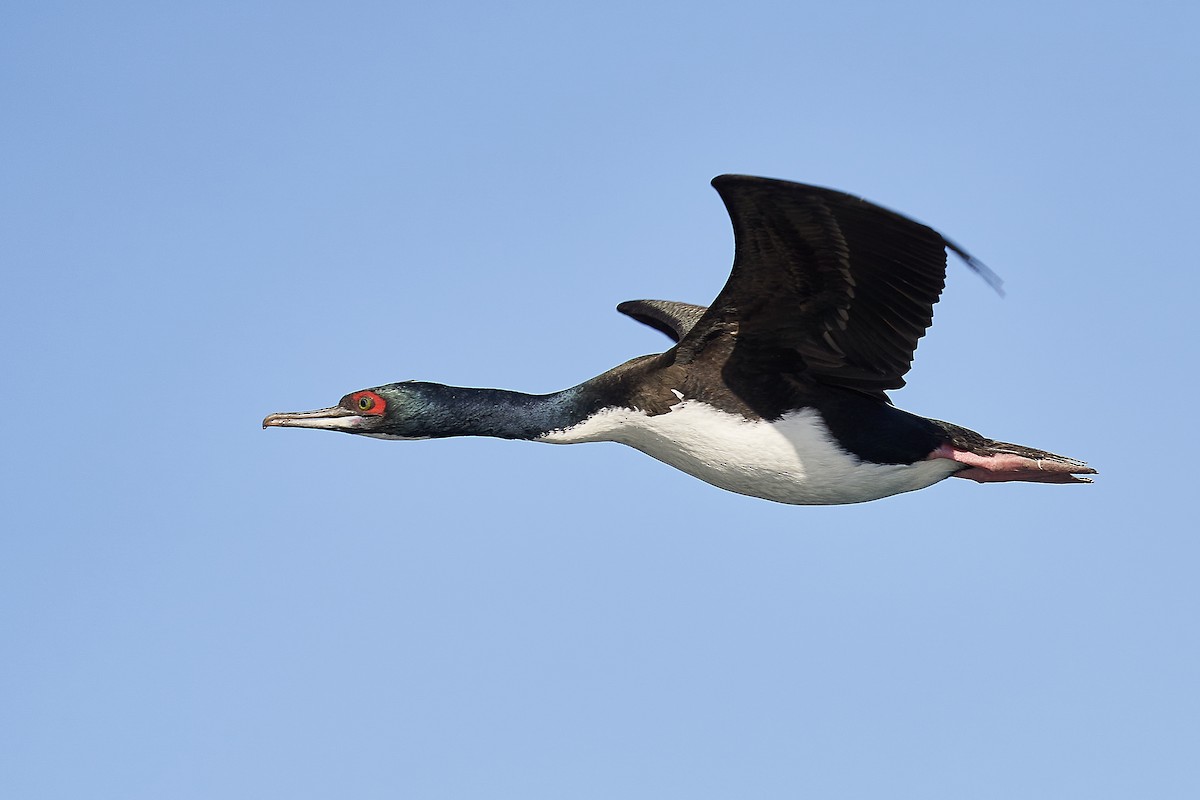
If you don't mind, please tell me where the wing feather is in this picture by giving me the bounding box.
[677,175,986,398]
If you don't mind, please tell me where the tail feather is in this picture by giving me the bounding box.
[926,423,1097,485]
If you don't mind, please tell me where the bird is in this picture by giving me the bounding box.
[263,175,1095,505]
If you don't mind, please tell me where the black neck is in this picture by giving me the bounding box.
[384,382,598,440]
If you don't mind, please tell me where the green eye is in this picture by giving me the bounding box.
[358,396,374,411]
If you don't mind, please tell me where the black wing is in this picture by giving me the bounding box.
[617,299,709,342]
[677,175,993,398]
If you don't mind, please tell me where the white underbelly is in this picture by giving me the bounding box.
[537,401,960,505]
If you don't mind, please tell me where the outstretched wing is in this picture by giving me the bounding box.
[617,299,709,342]
[678,175,993,398]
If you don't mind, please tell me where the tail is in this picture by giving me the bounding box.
[928,423,1097,485]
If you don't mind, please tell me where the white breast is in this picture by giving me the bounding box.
[537,399,960,505]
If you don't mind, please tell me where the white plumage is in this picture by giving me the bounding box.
[538,399,961,505]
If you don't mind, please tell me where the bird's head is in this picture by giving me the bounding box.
[262,383,439,439]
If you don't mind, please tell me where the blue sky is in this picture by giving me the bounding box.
[3,2,1197,798]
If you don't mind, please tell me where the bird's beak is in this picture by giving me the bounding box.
[262,405,369,432]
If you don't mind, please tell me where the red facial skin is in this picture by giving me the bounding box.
[349,390,387,416]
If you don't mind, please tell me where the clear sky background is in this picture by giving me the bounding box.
[3,2,1197,798]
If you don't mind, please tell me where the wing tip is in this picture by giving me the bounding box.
[615,300,645,315]
[944,237,1005,297]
